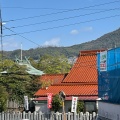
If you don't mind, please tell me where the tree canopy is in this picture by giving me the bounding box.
[0,59,40,104]
[0,85,8,112]
[0,54,71,111]
[37,54,72,74]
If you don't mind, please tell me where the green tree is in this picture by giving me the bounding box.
[0,59,39,104]
[77,100,84,113]
[51,94,62,112]
[38,54,71,74]
[68,100,84,113]
[28,57,38,69]
[0,85,9,112]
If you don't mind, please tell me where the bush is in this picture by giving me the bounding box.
[77,100,84,113]
[51,94,62,112]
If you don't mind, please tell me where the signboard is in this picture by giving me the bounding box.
[24,96,29,110]
[47,93,53,109]
[100,51,107,71]
[71,96,78,112]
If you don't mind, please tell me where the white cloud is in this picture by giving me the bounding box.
[70,29,79,35]
[43,38,60,47]
[0,38,20,51]
[70,27,93,35]
[3,42,19,51]
[81,26,93,32]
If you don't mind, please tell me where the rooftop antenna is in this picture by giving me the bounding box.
[21,42,23,62]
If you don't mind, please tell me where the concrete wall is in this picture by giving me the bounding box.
[98,101,120,120]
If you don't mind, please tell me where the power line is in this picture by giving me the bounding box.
[1,7,69,10]
[3,26,41,46]
[6,7,120,29]
[3,14,120,37]
[1,7,120,11]
[3,0,120,23]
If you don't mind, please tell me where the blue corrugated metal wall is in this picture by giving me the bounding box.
[97,47,120,104]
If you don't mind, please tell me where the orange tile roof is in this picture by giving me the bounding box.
[63,50,101,83]
[38,74,67,84]
[34,50,102,99]
[34,84,98,97]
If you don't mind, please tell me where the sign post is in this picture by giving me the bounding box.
[59,91,66,120]
[47,93,53,109]
[24,96,29,111]
[71,96,78,113]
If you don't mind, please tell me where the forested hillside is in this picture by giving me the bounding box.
[3,28,120,60]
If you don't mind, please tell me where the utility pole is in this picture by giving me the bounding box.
[21,43,23,62]
[0,8,3,70]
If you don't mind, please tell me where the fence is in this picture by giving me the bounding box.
[6,100,24,112]
[0,111,98,120]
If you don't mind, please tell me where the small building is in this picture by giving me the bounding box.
[34,50,102,113]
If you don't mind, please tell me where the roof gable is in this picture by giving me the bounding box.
[63,50,100,83]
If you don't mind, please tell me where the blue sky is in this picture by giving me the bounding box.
[1,0,120,51]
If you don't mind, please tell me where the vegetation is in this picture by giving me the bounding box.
[0,54,71,111]
[0,85,8,112]
[51,94,62,112]
[3,28,120,60]
[37,54,72,74]
[1,27,120,111]
[68,100,84,113]
[0,58,40,111]
[41,80,53,88]
[77,100,84,113]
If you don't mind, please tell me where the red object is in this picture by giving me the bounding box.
[47,93,53,108]
[74,98,76,100]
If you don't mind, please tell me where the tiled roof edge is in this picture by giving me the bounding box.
[79,49,106,56]
[52,82,98,86]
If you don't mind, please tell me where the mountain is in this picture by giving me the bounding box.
[3,28,120,60]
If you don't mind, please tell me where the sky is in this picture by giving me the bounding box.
[1,0,120,51]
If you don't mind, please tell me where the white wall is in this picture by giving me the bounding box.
[98,101,120,120]
[35,101,97,113]
[35,101,72,113]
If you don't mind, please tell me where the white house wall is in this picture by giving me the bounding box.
[98,101,120,120]
[35,101,72,113]
[35,101,97,113]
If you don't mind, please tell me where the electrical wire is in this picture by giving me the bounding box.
[3,14,120,37]
[2,6,120,11]
[3,26,40,47]
[3,0,120,23]
[6,7,120,29]
[1,7,69,10]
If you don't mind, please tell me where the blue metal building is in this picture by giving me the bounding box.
[97,47,120,104]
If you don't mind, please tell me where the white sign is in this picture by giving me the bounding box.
[100,51,107,71]
[71,96,78,112]
[24,96,29,110]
